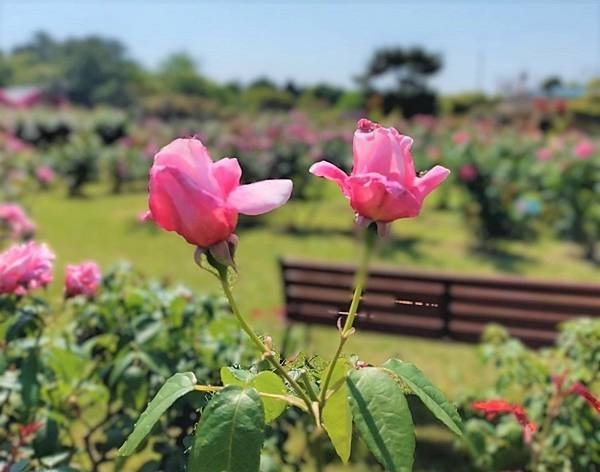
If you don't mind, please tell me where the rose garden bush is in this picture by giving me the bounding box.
[0,116,598,471]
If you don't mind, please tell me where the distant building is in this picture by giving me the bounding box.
[0,85,67,108]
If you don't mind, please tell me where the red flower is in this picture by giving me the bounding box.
[472,399,537,443]
[570,383,600,414]
[18,421,43,443]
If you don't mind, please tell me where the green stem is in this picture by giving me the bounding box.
[217,272,315,416]
[319,230,375,406]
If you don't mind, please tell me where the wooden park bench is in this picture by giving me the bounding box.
[280,258,600,347]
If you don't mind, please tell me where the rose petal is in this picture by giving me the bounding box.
[309,161,348,191]
[154,138,219,194]
[228,179,293,215]
[212,157,242,197]
[414,165,451,198]
[149,166,236,247]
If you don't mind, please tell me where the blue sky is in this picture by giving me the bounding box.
[0,1,598,93]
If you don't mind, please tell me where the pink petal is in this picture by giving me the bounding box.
[149,166,236,247]
[212,158,242,197]
[347,174,421,221]
[309,161,348,191]
[154,138,218,194]
[352,127,393,175]
[414,165,451,198]
[390,132,416,185]
[228,179,292,216]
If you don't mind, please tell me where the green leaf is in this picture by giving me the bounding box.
[383,359,463,437]
[322,359,352,463]
[347,367,414,472]
[220,369,286,423]
[188,385,265,472]
[118,372,197,456]
[252,371,286,423]
[220,367,255,386]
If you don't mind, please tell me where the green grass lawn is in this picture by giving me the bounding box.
[24,182,599,398]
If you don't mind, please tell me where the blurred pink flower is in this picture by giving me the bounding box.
[35,165,55,185]
[143,140,159,159]
[573,139,594,159]
[452,131,470,145]
[64,261,101,298]
[119,136,134,148]
[426,146,441,160]
[0,204,35,240]
[536,147,552,161]
[310,119,449,234]
[148,138,293,248]
[1,132,32,153]
[0,242,55,295]
[459,164,478,182]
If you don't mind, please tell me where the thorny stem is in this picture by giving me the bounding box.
[217,270,315,419]
[318,229,375,407]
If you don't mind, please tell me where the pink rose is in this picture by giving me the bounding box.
[310,119,449,233]
[0,204,36,240]
[64,261,101,298]
[452,131,470,145]
[536,147,552,161]
[573,139,594,159]
[459,164,478,182]
[148,138,293,248]
[35,165,55,185]
[0,242,55,296]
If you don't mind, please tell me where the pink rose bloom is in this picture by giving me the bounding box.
[452,131,470,145]
[573,139,594,159]
[0,242,55,296]
[0,204,36,240]
[148,138,293,248]
[459,164,478,182]
[35,165,55,185]
[64,261,101,298]
[309,119,450,234]
[536,147,552,161]
[1,132,32,153]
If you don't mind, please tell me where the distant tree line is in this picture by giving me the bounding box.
[0,31,459,118]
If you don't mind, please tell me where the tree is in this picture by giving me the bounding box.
[61,36,141,106]
[362,46,442,117]
[158,53,215,97]
[541,76,563,97]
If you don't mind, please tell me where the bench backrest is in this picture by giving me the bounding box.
[280,258,600,347]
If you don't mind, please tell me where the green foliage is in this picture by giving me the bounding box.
[347,367,415,471]
[0,264,253,471]
[118,372,197,456]
[220,368,287,423]
[460,319,600,471]
[383,359,463,437]
[188,386,265,472]
[321,359,353,463]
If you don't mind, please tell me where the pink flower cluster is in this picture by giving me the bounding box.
[64,261,102,298]
[0,204,36,240]
[0,242,55,296]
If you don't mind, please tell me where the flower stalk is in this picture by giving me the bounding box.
[213,262,315,418]
[319,226,376,407]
